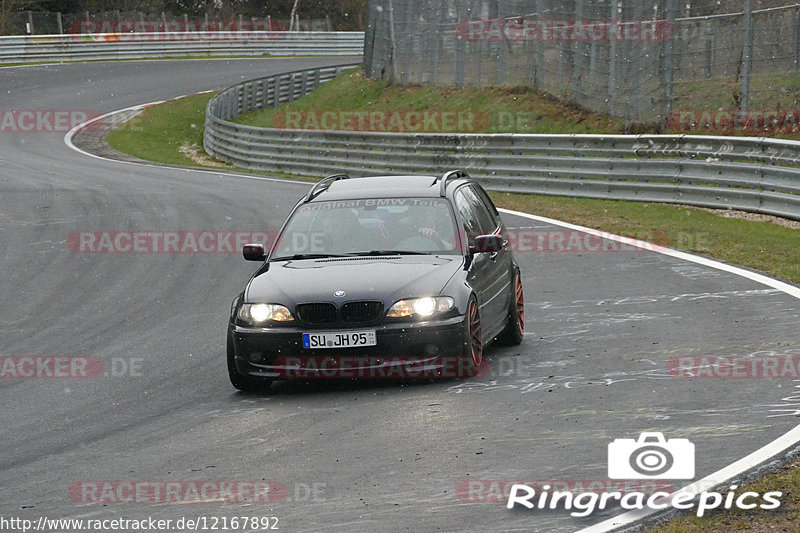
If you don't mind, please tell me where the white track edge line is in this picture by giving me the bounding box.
[500,208,800,532]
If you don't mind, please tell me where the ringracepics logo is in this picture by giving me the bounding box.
[608,432,694,480]
[506,433,782,517]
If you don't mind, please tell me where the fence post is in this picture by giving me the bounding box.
[56,12,63,34]
[608,0,618,115]
[572,0,584,89]
[739,0,753,112]
[535,0,544,89]
[703,19,713,79]
[27,11,34,35]
[455,0,466,88]
[794,6,799,72]
[662,0,676,119]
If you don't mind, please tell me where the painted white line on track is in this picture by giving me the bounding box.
[501,208,800,532]
[63,95,298,186]
[64,98,800,531]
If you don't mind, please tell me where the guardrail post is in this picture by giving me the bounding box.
[312,68,321,90]
[289,74,298,102]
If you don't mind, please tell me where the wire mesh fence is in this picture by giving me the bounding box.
[364,0,800,126]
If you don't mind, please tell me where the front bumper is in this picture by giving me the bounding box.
[230,315,468,379]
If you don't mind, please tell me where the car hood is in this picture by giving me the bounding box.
[246,255,463,305]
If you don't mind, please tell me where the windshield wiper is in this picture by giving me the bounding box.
[271,253,355,261]
[352,250,429,256]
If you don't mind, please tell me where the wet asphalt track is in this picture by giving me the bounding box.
[1,58,800,532]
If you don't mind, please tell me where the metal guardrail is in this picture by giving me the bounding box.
[0,32,364,64]
[205,67,800,221]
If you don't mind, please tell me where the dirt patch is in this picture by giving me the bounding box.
[178,142,231,168]
[692,207,800,230]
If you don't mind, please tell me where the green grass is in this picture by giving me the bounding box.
[105,66,800,533]
[236,69,623,134]
[647,456,800,533]
[493,193,800,284]
[107,92,213,166]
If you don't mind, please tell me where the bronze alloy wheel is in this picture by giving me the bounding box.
[467,298,483,370]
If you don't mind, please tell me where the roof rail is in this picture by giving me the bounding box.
[436,170,470,197]
[305,174,350,202]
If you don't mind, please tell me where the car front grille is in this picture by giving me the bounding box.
[341,301,384,324]
[295,301,384,326]
[295,303,338,325]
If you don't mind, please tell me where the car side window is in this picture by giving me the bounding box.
[455,186,496,247]
[469,184,501,229]
[461,186,497,235]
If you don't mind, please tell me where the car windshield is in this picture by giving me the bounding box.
[271,198,460,259]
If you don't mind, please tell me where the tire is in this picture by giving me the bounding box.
[498,271,524,346]
[461,297,483,377]
[227,333,272,392]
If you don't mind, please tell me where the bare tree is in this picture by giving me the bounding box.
[289,0,299,30]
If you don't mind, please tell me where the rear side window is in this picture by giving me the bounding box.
[454,187,497,246]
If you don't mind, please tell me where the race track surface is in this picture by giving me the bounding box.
[1,58,799,532]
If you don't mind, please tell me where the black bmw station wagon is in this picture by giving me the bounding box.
[227,170,524,391]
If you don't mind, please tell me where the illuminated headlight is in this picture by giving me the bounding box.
[237,303,294,325]
[386,297,455,318]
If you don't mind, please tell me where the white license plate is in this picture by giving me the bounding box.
[302,330,377,349]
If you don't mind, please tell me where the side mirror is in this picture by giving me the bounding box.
[242,243,266,261]
[471,234,504,254]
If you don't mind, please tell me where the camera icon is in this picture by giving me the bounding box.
[608,432,695,479]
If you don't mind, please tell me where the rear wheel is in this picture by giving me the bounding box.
[227,333,272,392]
[461,297,483,377]
[498,271,524,346]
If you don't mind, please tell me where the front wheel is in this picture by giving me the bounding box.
[460,297,483,377]
[498,271,524,346]
[227,333,272,392]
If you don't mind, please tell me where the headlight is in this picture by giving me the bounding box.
[237,303,294,325]
[386,297,455,318]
